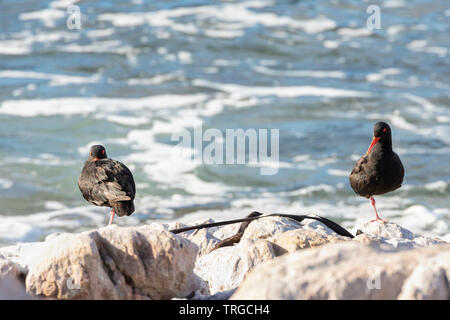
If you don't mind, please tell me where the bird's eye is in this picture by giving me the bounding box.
[382,128,387,133]
[102,150,105,155]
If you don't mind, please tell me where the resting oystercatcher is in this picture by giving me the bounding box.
[78,145,136,225]
[349,122,404,222]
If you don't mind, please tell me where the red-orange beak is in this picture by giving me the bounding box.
[366,136,381,154]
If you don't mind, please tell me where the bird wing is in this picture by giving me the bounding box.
[95,159,136,202]
[349,155,378,198]
[350,155,368,175]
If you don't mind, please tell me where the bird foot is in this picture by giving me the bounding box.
[370,218,388,223]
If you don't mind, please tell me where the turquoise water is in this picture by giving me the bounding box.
[0,0,449,246]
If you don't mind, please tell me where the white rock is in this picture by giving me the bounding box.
[351,221,416,239]
[194,239,276,295]
[398,251,450,299]
[0,255,31,299]
[24,226,199,299]
[440,234,450,243]
[231,242,450,300]
[171,219,222,256]
[212,222,241,240]
[350,221,444,249]
[242,216,302,240]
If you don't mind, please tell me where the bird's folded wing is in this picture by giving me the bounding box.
[351,156,368,174]
[95,162,134,201]
[101,181,132,201]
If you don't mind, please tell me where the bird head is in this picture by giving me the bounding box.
[89,145,107,161]
[366,122,392,154]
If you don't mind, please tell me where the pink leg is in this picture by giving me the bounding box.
[369,197,388,223]
[108,209,115,226]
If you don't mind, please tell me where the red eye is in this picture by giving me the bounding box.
[382,128,387,133]
[102,150,105,154]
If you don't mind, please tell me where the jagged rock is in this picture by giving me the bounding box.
[0,254,22,280]
[398,251,450,299]
[231,241,450,300]
[184,229,221,256]
[24,226,199,299]
[242,216,302,240]
[170,219,221,256]
[0,242,45,274]
[0,217,446,301]
[0,255,30,299]
[350,221,445,249]
[269,229,345,255]
[242,216,352,255]
[441,234,450,243]
[194,239,276,295]
[212,222,242,241]
[352,220,416,239]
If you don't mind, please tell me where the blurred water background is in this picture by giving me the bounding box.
[0,0,449,246]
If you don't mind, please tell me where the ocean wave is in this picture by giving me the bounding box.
[193,79,371,98]
[0,94,209,117]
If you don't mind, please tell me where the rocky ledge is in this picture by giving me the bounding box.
[0,216,449,300]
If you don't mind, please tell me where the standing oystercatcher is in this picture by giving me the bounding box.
[78,145,136,225]
[349,122,404,222]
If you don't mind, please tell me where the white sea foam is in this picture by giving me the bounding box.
[253,65,346,79]
[193,79,371,98]
[387,25,406,36]
[59,41,137,55]
[327,169,349,177]
[407,40,448,57]
[0,94,208,117]
[127,73,183,86]
[44,201,68,210]
[19,9,65,28]
[95,115,150,126]
[0,206,113,242]
[0,40,33,55]
[0,31,78,55]
[289,184,336,196]
[337,28,373,38]
[0,178,13,189]
[3,154,76,166]
[177,51,193,64]
[323,40,340,49]
[0,191,447,244]
[366,68,401,82]
[203,29,245,39]
[0,70,99,86]
[86,28,115,38]
[50,0,80,9]
[424,181,448,192]
[98,2,335,36]
[384,0,406,8]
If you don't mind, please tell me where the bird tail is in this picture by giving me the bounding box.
[111,200,135,217]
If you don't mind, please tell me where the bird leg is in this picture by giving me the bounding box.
[369,197,388,223]
[108,209,115,226]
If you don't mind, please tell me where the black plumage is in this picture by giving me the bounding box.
[78,145,136,225]
[349,122,404,222]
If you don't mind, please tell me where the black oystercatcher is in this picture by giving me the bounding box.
[78,145,136,225]
[349,122,404,222]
